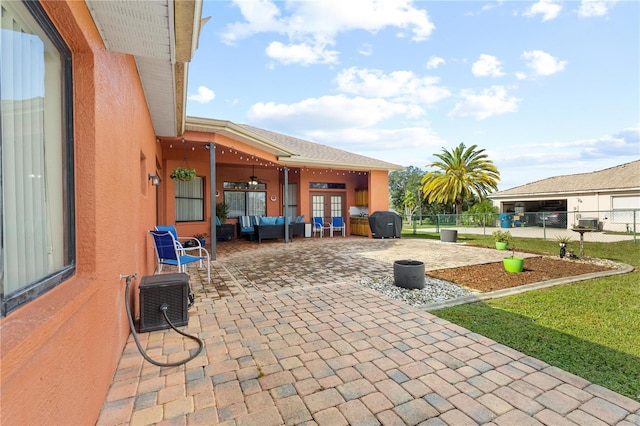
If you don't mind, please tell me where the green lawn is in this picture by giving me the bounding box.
[407,231,640,402]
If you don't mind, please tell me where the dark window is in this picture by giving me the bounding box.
[224,191,266,217]
[309,182,346,189]
[1,0,75,316]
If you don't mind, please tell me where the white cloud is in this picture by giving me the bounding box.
[358,43,373,56]
[522,50,567,76]
[335,67,450,104]
[471,54,505,77]
[304,126,444,154]
[222,0,435,64]
[265,40,339,65]
[426,56,445,70]
[524,0,562,22]
[492,126,640,189]
[448,86,520,120]
[247,94,425,130]
[188,86,215,103]
[577,0,617,17]
[222,0,284,44]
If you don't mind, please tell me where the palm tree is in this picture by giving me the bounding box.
[421,143,500,216]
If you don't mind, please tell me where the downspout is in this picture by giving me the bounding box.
[284,166,289,243]
[209,141,216,260]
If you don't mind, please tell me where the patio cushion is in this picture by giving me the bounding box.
[239,215,253,231]
[260,216,277,225]
[296,215,305,223]
[275,216,285,225]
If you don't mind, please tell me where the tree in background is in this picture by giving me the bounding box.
[389,166,424,215]
[402,190,419,222]
[466,199,499,226]
[421,143,500,216]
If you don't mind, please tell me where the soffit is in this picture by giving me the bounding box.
[86,0,201,137]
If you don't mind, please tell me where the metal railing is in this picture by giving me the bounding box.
[408,209,638,244]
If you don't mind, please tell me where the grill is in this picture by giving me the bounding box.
[368,211,402,238]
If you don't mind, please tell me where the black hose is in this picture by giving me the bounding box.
[124,276,204,367]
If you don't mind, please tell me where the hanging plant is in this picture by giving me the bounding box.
[170,167,196,181]
[170,139,196,181]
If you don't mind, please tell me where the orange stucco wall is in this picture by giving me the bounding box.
[0,1,159,424]
[368,170,391,213]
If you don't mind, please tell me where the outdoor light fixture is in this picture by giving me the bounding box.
[148,173,160,186]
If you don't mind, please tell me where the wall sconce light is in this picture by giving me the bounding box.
[148,173,160,186]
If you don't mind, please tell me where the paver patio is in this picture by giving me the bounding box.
[98,237,640,425]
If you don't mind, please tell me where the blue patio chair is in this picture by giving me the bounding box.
[331,217,346,237]
[312,216,331,237]
[155,225,209,267]
[149,230,210,282]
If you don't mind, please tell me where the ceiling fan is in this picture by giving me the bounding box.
[248,165,268,186]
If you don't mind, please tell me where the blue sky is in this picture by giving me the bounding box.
[186,0,639,190]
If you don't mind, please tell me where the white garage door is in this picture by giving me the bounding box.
[612,196,640,223]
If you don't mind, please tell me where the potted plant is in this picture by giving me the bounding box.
[193,233,208,246]
[503,246,524,273]
[215,202,229,224]
[170,167,196,182]
[492,230,511,250]
[555,235,572,258]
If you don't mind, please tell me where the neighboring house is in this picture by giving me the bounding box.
[489,160,640,231]
[0,1,399,424]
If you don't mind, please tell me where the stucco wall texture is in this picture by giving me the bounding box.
[0,1,160,424]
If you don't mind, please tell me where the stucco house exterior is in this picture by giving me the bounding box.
[0,1,399,424]
[489,160,640,232]
[160,119,402,250]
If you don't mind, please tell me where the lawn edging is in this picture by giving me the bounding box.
[421,261,635,311]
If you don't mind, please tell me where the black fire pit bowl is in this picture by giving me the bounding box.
[393,260,425,290]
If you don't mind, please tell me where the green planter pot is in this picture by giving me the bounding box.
[503,257,524,273]
[495,241,508,250]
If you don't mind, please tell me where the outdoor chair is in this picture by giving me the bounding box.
[155,225,209,265]
[149,230,210,282]
[331,217,346,237]
[216,216,236,241]
[237,215,255,240]
[312,216,330,237]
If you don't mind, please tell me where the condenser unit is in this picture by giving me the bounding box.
[578,218,599,230]
[139,273,189,333]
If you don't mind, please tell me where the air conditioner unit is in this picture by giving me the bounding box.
[139,273,189,333]
[578,218,599,230]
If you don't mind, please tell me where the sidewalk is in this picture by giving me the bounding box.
[98,237,640,425]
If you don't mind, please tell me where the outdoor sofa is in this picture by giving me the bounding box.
[241,215,306,242]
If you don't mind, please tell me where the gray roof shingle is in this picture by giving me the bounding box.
[237,124,403,171]
[491,160,640,197]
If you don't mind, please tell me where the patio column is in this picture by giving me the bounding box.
[284,166,289,243]
[209,141,216,260]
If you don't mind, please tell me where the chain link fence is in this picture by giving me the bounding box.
[408,209,638,244]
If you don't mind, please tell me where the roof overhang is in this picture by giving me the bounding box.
[185,117,298,158]
[279,156,404,172]
[489,186,640,200]
[86,0,203,137]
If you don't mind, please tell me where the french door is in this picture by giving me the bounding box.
[311,193,345,232]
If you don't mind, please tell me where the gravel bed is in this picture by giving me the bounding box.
[357,275,475,307]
